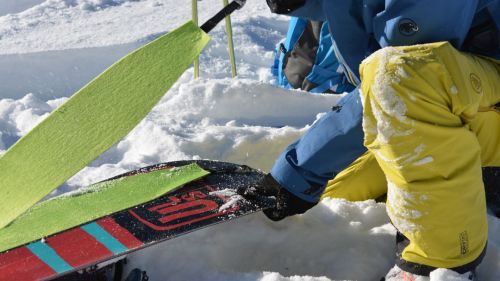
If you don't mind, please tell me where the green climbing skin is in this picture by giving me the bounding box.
[0,163,210,252]
[0,21,210,229]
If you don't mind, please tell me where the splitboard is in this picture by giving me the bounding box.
[0,160,273,281]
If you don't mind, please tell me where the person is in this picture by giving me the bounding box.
[271,16,389,202]
[243,0,500,280]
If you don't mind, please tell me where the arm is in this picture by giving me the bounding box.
[242,88,366,220]
[270,88,366,203]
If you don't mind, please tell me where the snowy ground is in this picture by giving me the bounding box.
[0,0,498,280]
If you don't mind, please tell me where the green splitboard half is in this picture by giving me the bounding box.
[0,163,210,252]
[0,21,210,229]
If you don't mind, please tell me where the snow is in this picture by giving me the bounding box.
[366,47,414,145]
[430,269,479,281]
[129,198,396,281]
[0,0,498,280]
[210,189,245,212]
[412,156,434,166]
[386,180,423,234]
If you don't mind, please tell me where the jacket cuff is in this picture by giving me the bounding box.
[270,151,321,203]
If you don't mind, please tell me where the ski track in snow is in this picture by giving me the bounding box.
[0,1,498,280]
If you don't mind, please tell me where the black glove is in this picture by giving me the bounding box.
[241,174,317,221]
[266,0,306,15]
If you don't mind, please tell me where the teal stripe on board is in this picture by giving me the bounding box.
[81,222,128,255]
[27,242,73,273]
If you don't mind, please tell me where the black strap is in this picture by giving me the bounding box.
[112,259,125,281]
[200,1,243,33]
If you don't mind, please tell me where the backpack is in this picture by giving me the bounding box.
[271,17,355,94]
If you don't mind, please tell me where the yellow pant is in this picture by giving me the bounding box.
[322,109,500,203]
[353,42,500,269]
[322,151,386,201]
[360,42,500,268]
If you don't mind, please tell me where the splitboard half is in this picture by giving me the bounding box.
[0,160,273,281]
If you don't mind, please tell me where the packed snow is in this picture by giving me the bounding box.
[0,0,498,280]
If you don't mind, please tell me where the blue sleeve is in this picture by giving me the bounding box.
[373,0,479,49]
[270,88,366,203]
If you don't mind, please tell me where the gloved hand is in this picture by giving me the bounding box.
[241,174,317,221]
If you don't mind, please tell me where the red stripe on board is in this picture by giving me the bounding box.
[97,217,143,249]
[0,247,55,281]
[45,228,112,268]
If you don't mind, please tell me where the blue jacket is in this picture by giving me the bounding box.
[270,0,500,203]
[272,17,355,93]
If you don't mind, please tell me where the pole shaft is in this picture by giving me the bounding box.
[223,0,237,77]
[192,0,200,79]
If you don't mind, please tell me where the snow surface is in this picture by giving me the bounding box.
[0,0,498,280]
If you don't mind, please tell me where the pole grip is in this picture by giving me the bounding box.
[200,0,243,33]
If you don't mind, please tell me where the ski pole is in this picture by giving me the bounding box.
[193,0,245,79]
[192,0,200,79]
[223,0,237,78]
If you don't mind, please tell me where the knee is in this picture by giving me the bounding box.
[360,42,453,95]
[359,44,429,104]
[360,41,453,80]
[359,42,462,126]
[359,46,413,133]
[360,45,409,83]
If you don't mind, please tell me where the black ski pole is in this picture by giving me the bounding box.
[200,0,246,33]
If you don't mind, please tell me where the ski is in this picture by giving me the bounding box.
[0,160,273,281]
[0,164,209,254]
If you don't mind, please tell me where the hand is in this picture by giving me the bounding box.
[241,174,317,221]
